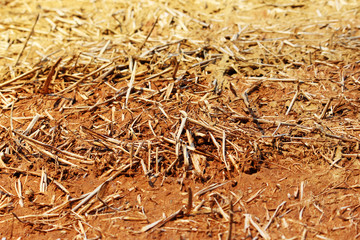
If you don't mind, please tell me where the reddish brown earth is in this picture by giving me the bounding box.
[0,1,360,239]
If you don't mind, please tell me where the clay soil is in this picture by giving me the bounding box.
[1,0,360,239]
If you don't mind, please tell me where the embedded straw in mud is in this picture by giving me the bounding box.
[0,1,360,239]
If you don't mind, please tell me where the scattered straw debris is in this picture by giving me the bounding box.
[0,0,360,239]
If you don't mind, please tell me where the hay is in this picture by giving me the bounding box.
[0,0,360,238]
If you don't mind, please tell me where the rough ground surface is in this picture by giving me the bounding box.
[0,0,360,239]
